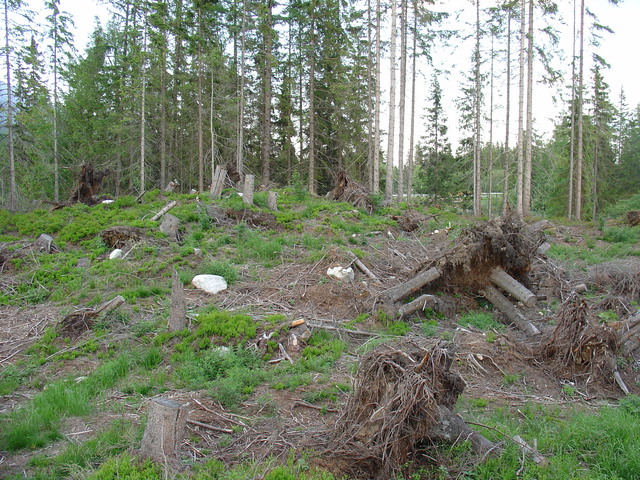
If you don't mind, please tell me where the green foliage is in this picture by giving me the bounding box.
[87,454,161,479]
[386,321,411,336]
[458,311,503,331]
[548,243,640,265]
[420,319,439,337]
[194,311,257,343]
[601,226,640,244]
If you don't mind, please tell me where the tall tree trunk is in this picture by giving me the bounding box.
[237,0,247,175]
[396,0,407,203]
[406,1,417,203]
[488,30,495,217]
[523,0,534,216]
[308,0,316,194]
[3,0,16,210]
[592,138,598,221]
[159,27,167,190]
[516,0,526,216]
[366,0,374,190]
[197,9,204,192]
[502,6,512,215]
[140,26,147,194]
[385,0,397,203]
[575,0,585,220]
[261,1,273,186]
[373,0,381,193]
[473,0,482,216]
[568,0,577,218]
[52,2,59,202]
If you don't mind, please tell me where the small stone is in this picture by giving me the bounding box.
[192,274,228,294]
[109,249,124,259]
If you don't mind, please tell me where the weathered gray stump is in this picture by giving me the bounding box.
[266,191,278,211]
[243,174,255,206]
[210,166,226,199]
[139,397,188,465]
[169,270,186,331]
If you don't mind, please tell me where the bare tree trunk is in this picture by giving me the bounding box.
[160,33,167,190]
[261,0,273,186]
[592,137,598,221]
[503,7,512,215]
[366,0,374,190]
[568,0,577,219]
[575,0,585,220]
[3,0,16,211]
[197,9,204,192]
[488,30,495,217]
[140,26,147,194]
[396,0,407,203]
[473,0,482,216]
[373,0,382,194]
[52,5,59,202]
[516,0,526,216]
[523,0,534,216]
[385,0,398,203]
[308,0,317,194]
[406,1,417,203]
[237,0,247,175]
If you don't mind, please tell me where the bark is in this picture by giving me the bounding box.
[523,0,534,216]
[140,26,147,194]
[406,1,417,203]
[308,1,317,194]
[261,1,273,186]
[385,0,397,203]
[373,0,381,194]
[237,0,247,174]
[488,30,495,217]
[480,285,540,335]
[160,29,167,191]
[139,398,188,465]
[366,0,374,190]
[516,0,526,216]
[396,0,407,203]
[568,0,577,218]
[52,4,59,203]
[4,0,16,211]
[575,0,585,220]
[503,7,512,215]
[384,267,442,304]
[473,0,482,216]
[489,267,537,307]
[197,9,204,192]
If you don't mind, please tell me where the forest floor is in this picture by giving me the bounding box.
[0,190,639,479]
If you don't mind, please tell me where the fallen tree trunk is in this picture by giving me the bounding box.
[396,294,437,319]
[151,201,177,221]
[384,267,441,304]
[489,267,537,307]
[427,405,497,456]
[347,251,380,284]
[480,286,540,335]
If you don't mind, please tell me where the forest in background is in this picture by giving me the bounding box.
[1,0,639,219]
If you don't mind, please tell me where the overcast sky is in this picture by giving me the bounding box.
[32,0,640,152]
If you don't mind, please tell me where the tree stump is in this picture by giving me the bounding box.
[139,397,188,466]
[266,191,278,211]
[169,270,186,331]
[210,166,226,199]
[243,174,255,206]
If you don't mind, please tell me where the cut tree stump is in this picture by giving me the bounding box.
[266,191,278,211]
[480,286,540,335]
[383,267,441,304]
[396,294,437,319]
[243,174,255,206]
[139,397,188,466]
[210,166,227,199]
[169,270,186,331]
[489,267,537,307]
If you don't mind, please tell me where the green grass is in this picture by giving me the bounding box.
[458,311,503,331]
[548,242,640,265]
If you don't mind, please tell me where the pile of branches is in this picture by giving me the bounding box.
[323,340,492,479]
[543,294,616,375]
[326,170,374,213]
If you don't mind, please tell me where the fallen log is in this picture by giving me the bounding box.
[347,251,380,284]
[489,267,537,307]
[396,294,437,319]
[151,200,177,221]
[428,405,497,456]
[384,267,441,304]
[479,286,540,335]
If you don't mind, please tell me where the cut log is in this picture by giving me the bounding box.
[96,295,125,315]
[186,419,232,434]
[347,251,380,284]
[480,285,540,335]
[169,270,186,332]
[243,174,255,206]
[384,267,442,304]
[210,166,226,199]
[427,406,498,456]
[489,267,537,307]
[572,283,588,294]
[266,191,278,211]
[139,397,188,465]
[396,294,437,319]
[151,200,177,222]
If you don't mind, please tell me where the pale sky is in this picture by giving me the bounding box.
[34,0,640,153]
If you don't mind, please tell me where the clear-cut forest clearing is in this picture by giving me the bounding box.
[0,187,639,479]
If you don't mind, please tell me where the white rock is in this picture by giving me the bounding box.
[102,199,115,204]
[109,249,124,259]
[433,229,440,234]
[192,274,228,294]
[327,266,355,282]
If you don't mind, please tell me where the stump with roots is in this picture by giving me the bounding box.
[324,341,496,479]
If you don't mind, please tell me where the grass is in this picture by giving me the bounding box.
[458,311,503,331]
